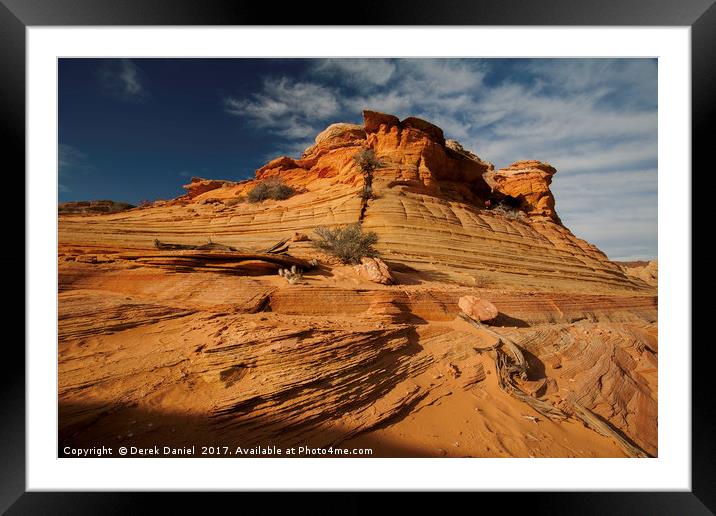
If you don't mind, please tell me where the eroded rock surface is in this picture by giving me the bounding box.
[58,110,657,458]
[486,160,560,221]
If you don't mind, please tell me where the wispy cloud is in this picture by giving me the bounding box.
[222,58,657,259]
[99,59,147,101]
[58,144,88,175]
[312,58,397,87]
[59,143,90,195]
[225,77,341,139]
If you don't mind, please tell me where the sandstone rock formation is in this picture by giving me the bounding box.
[59,110,645,293]
[181,177,233,200]
[58,200,135,215]
[617,260,658,287]
[485,160,560,221]
[458,295,498,322]
[57,110,658,458]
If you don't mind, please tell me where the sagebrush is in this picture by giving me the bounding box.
[312,223,379,264]
[248,177,295,203]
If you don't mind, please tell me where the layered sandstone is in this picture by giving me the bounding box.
[59,110,649,293]
[58,110,657,458]
[486,160,560,221]
[58,200,135,215]
[617,260,658,287]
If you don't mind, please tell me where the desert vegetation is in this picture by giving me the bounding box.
[248,177,295,203]
[278,265,303,284]
[353,148,382,201]
[490,202,526,220]
[312,223,379,264]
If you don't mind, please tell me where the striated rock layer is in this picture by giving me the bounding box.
[58,110,657,458]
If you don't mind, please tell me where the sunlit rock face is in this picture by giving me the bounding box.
[58,110,657,459]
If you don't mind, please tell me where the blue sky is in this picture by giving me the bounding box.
[58,58,657,260]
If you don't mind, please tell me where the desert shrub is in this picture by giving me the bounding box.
[353,149,383,174]
[360,184,373,201]
[491,203,525,220]
[278,265,303,285]
[248,177,295,203]
[312,223,379,264]
[353,149,383,201]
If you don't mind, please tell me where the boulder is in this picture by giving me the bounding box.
[354,257,395,285]
[291,232,309,242]
[458,295,498,322]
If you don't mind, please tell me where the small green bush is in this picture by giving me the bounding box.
[353,149,383,201]
[353,149,383,174]
[248,177,295,203]
[312,223,379,264]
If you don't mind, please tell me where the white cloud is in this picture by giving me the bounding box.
[552,169,657,260]
[119,59,143,95]
[397,59,486,95]
[343,90,413,119]
[313,59,396,86]
[223,58,657,258]
[526,59,657,107]
[99,59,147,100]
[225,77,342,140]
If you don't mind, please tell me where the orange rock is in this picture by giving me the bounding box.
[182,177,230,199]
[314,122,366,147]
[56,110,659,459]
[363,110,400,134]
[401,116,445,146]
[291,232,309,242]
[458,295,499,322]
[618,260,658,286]
[486,160,560,221]
[58,111,649,293]
[354,257,395,285]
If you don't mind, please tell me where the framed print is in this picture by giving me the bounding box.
[3,0,708,512]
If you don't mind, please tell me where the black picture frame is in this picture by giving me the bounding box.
[3,0,707,513]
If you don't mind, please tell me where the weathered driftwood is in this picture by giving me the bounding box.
[153,238,238,251]
[118,249,313,275]
[459,312,650,457]
[493,347,567,421]
[459,313,562,419]
[263,238,290,254]
[568,402,649,458]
